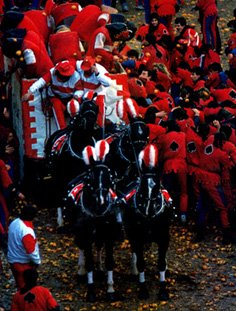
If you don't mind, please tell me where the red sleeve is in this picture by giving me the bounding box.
[41,71,53,84]
[22,234,36,254]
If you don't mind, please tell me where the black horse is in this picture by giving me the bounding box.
[44,96,104,226]
[122,144,172,301]
[64,141,123,302]
[107,117,150,192]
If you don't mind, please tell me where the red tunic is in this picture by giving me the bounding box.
[21,39,54,78]
[185,127,203,174]
[158,131,187,173]
[24,10,52,44]
[87,26,114,70]
[11,286,59,311]
[151,0,177,16]
[50,2,82,27]
[70,5,110,43]
[48,30,82,64]
[196,138,232,185]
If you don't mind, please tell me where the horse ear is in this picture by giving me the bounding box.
[95,140,110,162]
[82,146,96,165]
[138,144,158,169]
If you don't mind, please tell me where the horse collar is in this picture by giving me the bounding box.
[80,191,113,218]
[68,131,96,160]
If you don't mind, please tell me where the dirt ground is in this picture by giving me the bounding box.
[1,206,236,311]
[1,1,236,310]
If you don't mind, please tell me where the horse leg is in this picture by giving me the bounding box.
[96,247,103,271]
[95,245,106,281]
[130,252,139,276]
[104,240,117,301]
[132,242,149,300]
[57,207,64,227]
[78,249,86,276]
[158,242,169,301]
[84,246,96,302]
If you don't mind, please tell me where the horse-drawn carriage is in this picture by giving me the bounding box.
[43,91,173,301]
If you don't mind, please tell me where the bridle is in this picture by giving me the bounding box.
[133,173,165,218]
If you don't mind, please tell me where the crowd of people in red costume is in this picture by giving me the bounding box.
[1,0,236,309]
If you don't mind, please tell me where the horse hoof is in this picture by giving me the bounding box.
[86,284,96,302]
[106,292,117,302]
[138,283,149,300]
[158,282,169,301]
[106,292,125,302]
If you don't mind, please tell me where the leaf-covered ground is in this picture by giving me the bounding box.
[1,0,236,310]
[1,206,236,311]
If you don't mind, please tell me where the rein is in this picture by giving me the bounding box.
[127,122,143,178]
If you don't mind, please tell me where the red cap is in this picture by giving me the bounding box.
[81,56,95,71]
[55,60,75,76]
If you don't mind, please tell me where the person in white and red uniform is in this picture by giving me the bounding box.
[75,56,117,128]
[7,204,41,290]
[22,60,81,130]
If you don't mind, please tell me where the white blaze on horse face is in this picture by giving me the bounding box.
[146,178,156,216]
[138,124,143,135]
[99,170,104,206]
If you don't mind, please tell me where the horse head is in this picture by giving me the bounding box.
[71,97,99,131]
[134,144,165,218]
[129,117,149,154]
[66,140,115,218]
[82,163,114,217]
